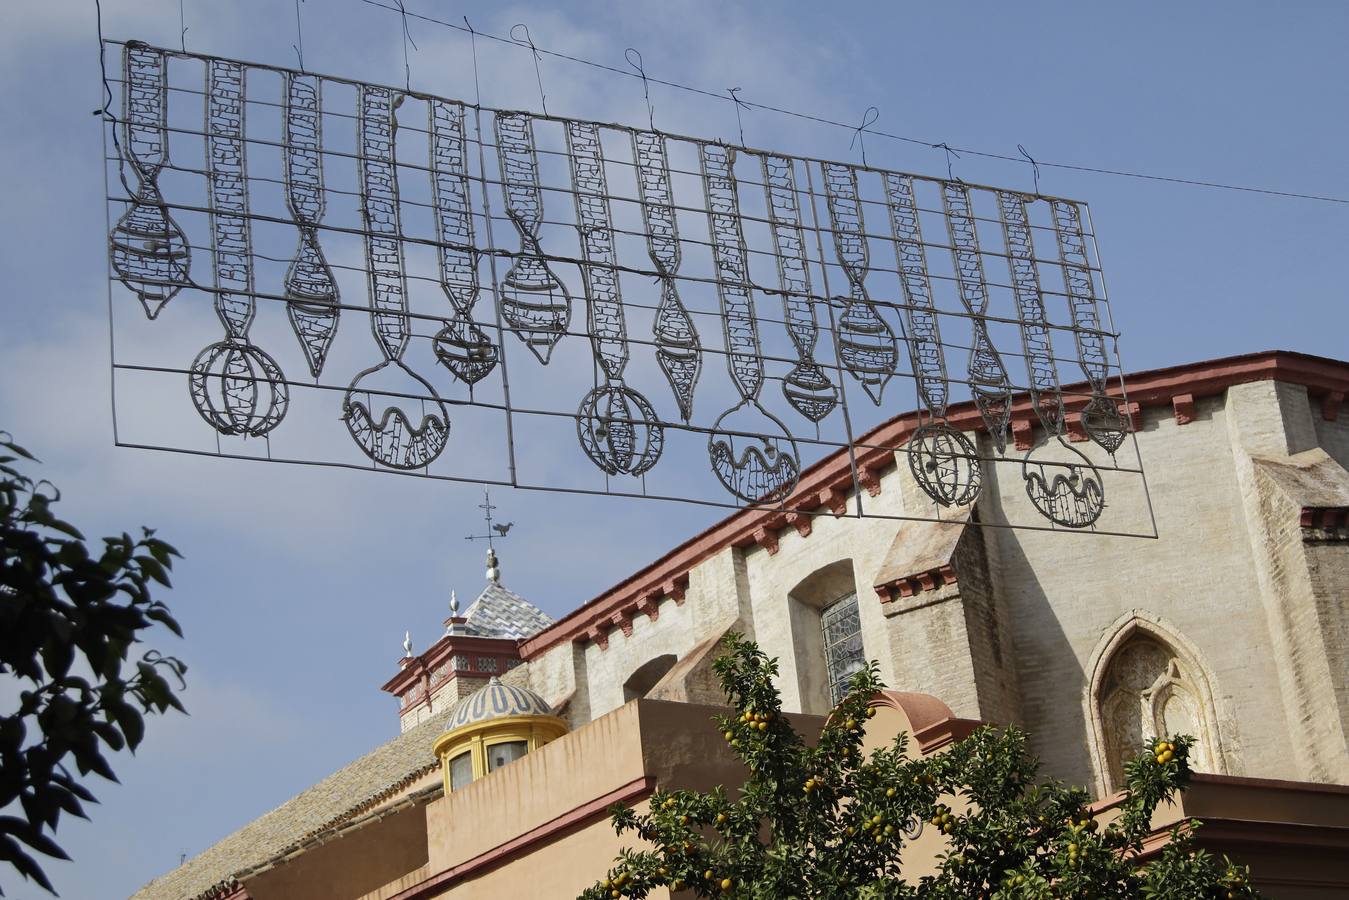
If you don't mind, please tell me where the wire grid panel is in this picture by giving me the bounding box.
[102,40,1154,535]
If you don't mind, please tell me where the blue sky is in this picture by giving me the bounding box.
[1,1,1346,897]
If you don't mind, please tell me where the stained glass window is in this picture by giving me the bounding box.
[821,592,865,705]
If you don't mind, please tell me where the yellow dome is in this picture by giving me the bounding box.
[432,677,567,795]
[445,676,554,730]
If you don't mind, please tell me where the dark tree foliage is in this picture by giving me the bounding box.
[581,633,1260,900]
[0,434,187,895]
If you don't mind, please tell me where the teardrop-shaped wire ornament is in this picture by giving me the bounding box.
[885,175,981,507]
[189,59,288,438]
[342,85,450,469]
[1052,199,1127,455]
[763,154,837,423]
[633,129,701,422]
[999,190,1105,528]
[495,112,571,364]
[109,43,190,320]
[567,121,664,477]
[940,181,1013,454]
[282,73,340,377]
[430,99,498,387]
[822,163,897,406]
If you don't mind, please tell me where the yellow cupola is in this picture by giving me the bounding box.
[432,676,567,794]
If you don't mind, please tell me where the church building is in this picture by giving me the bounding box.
[134,350,1349,900]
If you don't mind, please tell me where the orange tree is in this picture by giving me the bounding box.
[580,633,1259,900]
[0,434,186,895]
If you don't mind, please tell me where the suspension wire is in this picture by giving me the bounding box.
[392,0,417,91]
[293,0,306,71]
[850,106,879,167]
[351,0,1348,206]
[509,23,549,116]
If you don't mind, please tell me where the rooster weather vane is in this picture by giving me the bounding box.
[101,39,1150,533]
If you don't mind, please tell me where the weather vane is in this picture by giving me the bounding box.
[464,488,514,550]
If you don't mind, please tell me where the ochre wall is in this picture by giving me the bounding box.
[244,799,430,900]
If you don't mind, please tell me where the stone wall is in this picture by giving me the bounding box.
[521,370,1349,796]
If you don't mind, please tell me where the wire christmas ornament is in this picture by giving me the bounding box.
[703,144,801,504]
[189,59,289,438]
[763,154,838,424]
[343,84,450,469]
[109,42,190,319]
[822,163,899,406]
[1052,200,1128,455]
[939,181,1013,454]
[568,121,664,477]
[430,98,498,387]
[495,111,572,364]
[886,176,980,508]
[999,190,1105,529]
[282,72,340,378]
[633,129,701,423]
[101,39,1152,535]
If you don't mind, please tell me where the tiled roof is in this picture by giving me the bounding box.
[130,714,444,900]
[461,581,554,639]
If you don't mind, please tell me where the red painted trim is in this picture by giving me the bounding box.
[788,512,812,538]
[1301,506,1349,530]
[635,594,660,623]
[519,351,1349,659]
[382,634,521,696]
[753,525,780,556]
[865,691,986,752]
[876,564,959,604]
[389,775,657,900]
[858,465,883,497]
[1323,391,1344,421]
[912,717,983,752]
[1172,393,1196,425]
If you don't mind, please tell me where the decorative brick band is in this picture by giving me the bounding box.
[383,634,523,709]
[1301,506,1349,542]
[874,564,958,603]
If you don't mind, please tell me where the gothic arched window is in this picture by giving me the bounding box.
[1092,628,1221,793]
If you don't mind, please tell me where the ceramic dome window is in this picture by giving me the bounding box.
[432,677,566,794]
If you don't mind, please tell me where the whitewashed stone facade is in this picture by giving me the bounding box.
[423,352,1349,797]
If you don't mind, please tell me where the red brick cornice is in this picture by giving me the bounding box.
[875,564,958,604]
[520,351,1349,659]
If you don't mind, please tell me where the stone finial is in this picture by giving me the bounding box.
[403,631,414,658]
[486,547,500,583]
[445,590,460,636]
